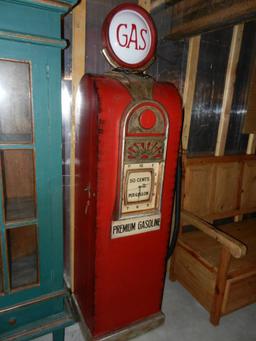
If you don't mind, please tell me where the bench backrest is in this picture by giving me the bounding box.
[182,155,256,221]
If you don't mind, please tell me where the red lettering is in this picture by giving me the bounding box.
[139,29,147,50]
[116,23,128,47]
[116,24,148,51]
[127,24,139,50]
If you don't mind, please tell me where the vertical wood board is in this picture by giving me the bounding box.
[215,24,244,156]
[182,35,201,151]
[138,0,151,12]
[70,0,86,291]
[247,134,256,155]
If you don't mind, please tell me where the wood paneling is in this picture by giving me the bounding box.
[223,272,256,314]
[165,0,256,40]
[173,244,216,311]
[213,162,241,213]
[183,155,256,218]
[183,163,214,217]
[241,161,256,210]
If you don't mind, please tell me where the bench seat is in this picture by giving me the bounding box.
[180,219,256,275]
[169,155,256,325]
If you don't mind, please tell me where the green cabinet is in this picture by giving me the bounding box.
[0,1,77,340]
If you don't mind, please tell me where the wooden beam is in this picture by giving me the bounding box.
[210,248,231,325]
[215,24,244,156]
[151,0,181,12]
[182,35,201,151]
[138,0,151,12]
[70,0,86,291]
[244,44,256,154]
[165,0,256,40]
[243,56,256,134]
[247,134,256,154]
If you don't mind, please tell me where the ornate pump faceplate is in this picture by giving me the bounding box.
[102,3,157,70]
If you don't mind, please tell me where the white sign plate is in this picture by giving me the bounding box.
[111,214,161,239]
[108,9,152,65]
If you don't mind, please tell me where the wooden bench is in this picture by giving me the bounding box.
[169,154,256,325]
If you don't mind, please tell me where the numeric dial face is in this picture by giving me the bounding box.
[126,170,152,203]
[122,162,161,214]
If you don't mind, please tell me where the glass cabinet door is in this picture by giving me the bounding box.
[0,59,39,293]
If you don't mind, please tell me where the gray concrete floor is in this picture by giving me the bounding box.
[35,280,256,341]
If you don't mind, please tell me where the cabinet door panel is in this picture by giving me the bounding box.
[0,59,33,144]
[1,149,36,222]
[7,225,39,290]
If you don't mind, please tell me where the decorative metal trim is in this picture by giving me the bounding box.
[116,99,169,220]
[0,30,66,48]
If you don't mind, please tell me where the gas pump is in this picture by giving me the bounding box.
[74,3,182,340]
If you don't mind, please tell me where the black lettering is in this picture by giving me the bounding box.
[113,223,136,234]
[154,218,160,227]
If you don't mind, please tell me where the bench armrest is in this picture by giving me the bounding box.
[181,210,247,259]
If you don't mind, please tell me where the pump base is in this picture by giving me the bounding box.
[73,295,165,341]
[93,312,165,341]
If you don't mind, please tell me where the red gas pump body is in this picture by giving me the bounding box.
[74,73,182,338]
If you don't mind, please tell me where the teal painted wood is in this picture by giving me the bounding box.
[0,0,78,337]
[0,0,77,39]
[0,29,67,48]
[0,40,64,308]
[53,328,65,341]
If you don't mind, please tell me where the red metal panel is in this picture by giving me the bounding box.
[74,75,182,337]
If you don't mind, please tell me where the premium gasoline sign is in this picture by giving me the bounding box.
[111,214,161,239]
[102,3,157,70]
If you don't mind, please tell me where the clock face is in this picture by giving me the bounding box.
[122,162,161,214]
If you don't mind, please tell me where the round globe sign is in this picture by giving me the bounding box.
[102,3,157,70]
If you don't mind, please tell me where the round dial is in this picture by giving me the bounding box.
[122,162,160,214]
[126,170,152,203]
